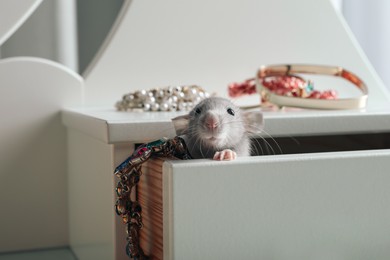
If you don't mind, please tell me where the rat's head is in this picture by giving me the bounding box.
[188,97,245,148]
[173,97,263,149]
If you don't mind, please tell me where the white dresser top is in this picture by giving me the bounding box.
[62,105,390,144]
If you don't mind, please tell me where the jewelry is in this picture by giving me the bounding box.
[261,75,337,99]
[229,64,368,110]
[116,85,210,112]
[114,136,191,259]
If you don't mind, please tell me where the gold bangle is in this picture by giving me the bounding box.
[256,64,368,110]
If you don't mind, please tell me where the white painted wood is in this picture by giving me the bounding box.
[63,110,390,259]
[0,0,42,46]
[67,128,133,260]
[84,0,389,111]
[0,57,83,252]
[63,105,390,260]
[163,150,390,259]
[62,108,182,143]
[62,106,390,144]
[1,0,78,72]
[67,130,116,260]
[55,0,78,72]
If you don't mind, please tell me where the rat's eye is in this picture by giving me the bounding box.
[227,108,235,116]
[195,108,202,115]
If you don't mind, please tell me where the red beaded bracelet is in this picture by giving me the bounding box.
[229,64,368,110]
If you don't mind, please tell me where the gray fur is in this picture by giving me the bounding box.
[173,97,263,159]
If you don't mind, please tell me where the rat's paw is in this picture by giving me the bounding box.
[213,149,237,161]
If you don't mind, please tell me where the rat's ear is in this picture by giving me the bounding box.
[242,110,264,135]
[171,114,190,136]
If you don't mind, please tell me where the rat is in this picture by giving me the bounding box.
[172,97,263,160]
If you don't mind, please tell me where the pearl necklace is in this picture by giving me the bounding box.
[116,85,210,112]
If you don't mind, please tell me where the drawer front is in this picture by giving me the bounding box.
[162,150,390,260]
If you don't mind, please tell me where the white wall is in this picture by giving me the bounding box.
[0,0,123,74]
[5,0,388,92]
[0,0,78,72]
[76,0,124,73]
[342,0,390,89]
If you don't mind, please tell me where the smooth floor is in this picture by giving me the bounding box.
[0,248,75,260]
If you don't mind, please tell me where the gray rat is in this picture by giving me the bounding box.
[172,97,263,160]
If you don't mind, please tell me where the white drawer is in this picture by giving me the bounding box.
[160,150,390,259]
[63,108,390,260]
[130,132,390,260]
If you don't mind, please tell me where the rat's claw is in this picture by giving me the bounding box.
[213,149,237,161]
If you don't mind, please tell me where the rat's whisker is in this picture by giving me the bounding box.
[261,136,277,155]
[250,137,264,156]
[199,138,206,158]
[259,129,283,154]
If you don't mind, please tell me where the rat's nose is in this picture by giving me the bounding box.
[205,116,218,129]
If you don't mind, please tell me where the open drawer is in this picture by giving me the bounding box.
[137,135,390,260]
[157,150,390,259]
[63,108,390,260]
